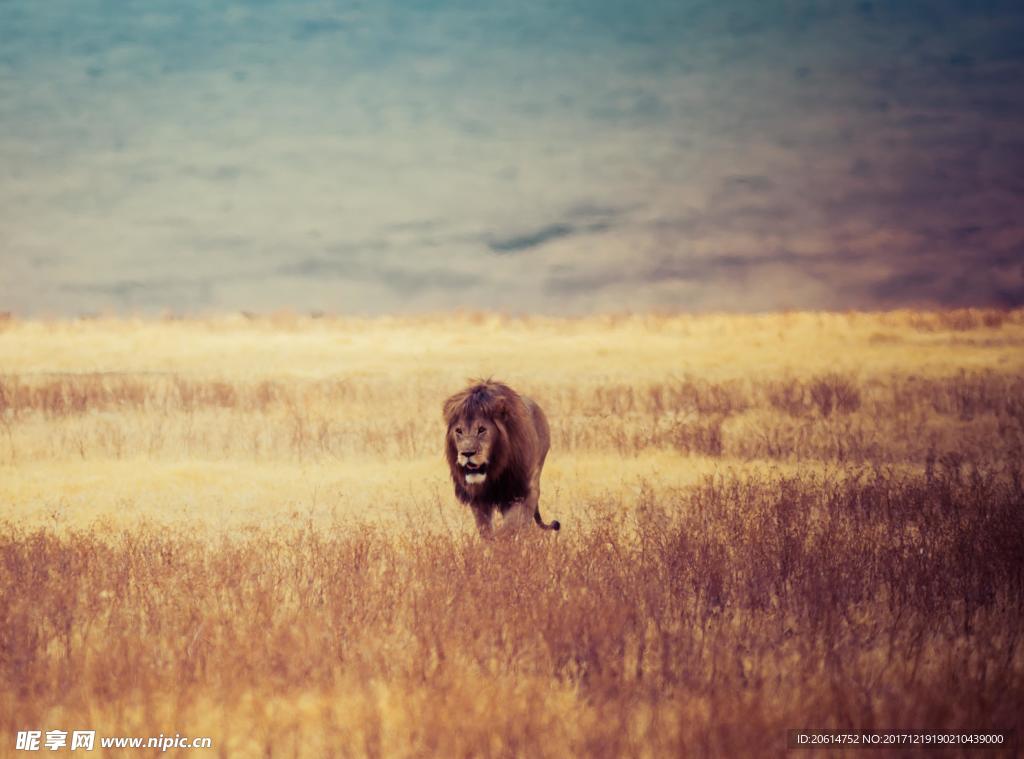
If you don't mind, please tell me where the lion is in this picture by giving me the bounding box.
[443,380,560,538]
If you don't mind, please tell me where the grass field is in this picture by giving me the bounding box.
[1,310,1023,757]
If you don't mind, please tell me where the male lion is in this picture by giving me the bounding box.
[443,380,560,538]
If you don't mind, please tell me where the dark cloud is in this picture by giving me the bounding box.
[566,203,634,221]
[486,211,618,254]
[653,250,812,280]
[62,277,216,307]
[277,258,480,294]
[720,175,775,193]
[649,203,797,241]
[544,248,878,298]
[487,224,576,254]
[180,165,246,182]
[868,271,941,303]
[543,253,752,296]
[993,285,1024,308]
[277,259,347,278]
[293,18,346,42]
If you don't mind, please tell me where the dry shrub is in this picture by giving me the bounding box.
[1,469,1021,755]
[3,370,1023,466]
[808,374,861,417]
[890,308,1014,332]
[668,415,724,456]
[766,375,861,418]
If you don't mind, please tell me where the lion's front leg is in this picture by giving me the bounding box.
[471,505,494,539]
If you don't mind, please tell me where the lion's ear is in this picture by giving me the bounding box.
[442,396,459,422]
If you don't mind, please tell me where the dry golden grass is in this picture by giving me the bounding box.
[1,309,1022,757]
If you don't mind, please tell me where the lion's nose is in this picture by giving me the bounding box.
[461,450,478,459]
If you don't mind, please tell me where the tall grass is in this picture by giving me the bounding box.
[1,370,1021,465]
[2,468,1021,756]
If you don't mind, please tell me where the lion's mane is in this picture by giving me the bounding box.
[443,380,540,511]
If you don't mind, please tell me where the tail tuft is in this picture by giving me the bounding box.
[534,509,560,531]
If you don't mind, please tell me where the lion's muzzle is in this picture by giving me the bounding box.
[460,461,488,485]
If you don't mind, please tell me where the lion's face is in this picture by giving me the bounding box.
[450,416,500,487]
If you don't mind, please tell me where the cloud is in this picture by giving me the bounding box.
[293,18,347,42]
[180,165,246,182]
[566,203,632,219]
[543,247,877,298]
[61,277,216,307]
[487,224,577,254]
[544,266,627,296]
[485,207,622,254]
[719,175,775,193]
[867,271,941,303]
[277,257,480,294]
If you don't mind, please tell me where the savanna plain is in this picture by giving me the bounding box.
[1,310,1023,757]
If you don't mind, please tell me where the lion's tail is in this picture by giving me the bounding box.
[534,509,561,531]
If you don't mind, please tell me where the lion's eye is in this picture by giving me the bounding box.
[455,427,463,435]
[477,426,486,435]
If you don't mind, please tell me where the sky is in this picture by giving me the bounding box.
[2,0,1023,315]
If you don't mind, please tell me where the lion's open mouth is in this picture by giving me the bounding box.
[461,462,487,484]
